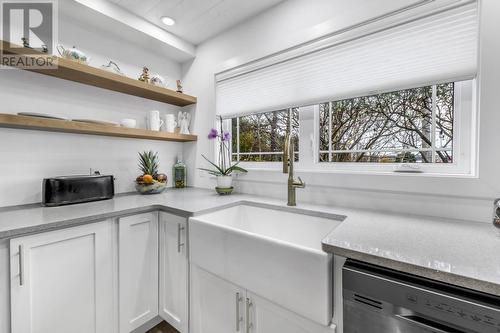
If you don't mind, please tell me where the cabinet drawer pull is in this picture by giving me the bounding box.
[177,223,185,253]
[246,298,253,333]
[18,244,24,286]
[235,292,243,331]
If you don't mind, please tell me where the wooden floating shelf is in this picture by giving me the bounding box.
[1,41,197,107]
[0,114,198,142]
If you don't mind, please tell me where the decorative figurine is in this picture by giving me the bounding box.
[178,111,191,135]
[22,37,48,53]
[176,80,183,93]
[139,67,150,83]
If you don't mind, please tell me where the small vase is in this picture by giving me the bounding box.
[216,175,233,189]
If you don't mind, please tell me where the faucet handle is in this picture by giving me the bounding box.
[294,177,305,188]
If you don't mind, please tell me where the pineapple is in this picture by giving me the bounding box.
[138,151,159,178]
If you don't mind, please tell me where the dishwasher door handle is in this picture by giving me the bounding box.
[396,315,459,333]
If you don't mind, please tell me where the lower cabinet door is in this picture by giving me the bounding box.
[190,265,246,333]
[10,221,115,333]
[159,212,189,332]
[119,212,159,333]
[248,291,335,333]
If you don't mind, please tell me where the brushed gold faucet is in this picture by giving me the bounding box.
[283,131,305,206]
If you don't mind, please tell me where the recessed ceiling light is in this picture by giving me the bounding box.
[161,16,176,26]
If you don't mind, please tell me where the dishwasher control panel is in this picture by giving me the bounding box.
[422,296,500,331]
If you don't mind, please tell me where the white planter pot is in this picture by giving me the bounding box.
[216,175,233,188]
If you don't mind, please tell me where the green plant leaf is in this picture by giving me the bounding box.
[224,161,247,174]
[201,154,225,174]
[228,165,248,173]
[197,168,222,176]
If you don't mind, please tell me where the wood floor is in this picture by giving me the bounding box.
[146,321,179,333]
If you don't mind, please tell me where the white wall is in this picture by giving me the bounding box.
[183,0,500,223]
[0,14,187,207]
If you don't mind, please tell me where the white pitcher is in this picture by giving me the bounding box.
[147,110,163,131]
[164,114,177,133]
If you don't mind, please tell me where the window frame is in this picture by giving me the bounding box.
[224,79,476,176]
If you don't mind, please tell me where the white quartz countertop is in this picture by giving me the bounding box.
[0,188,247,238]
[321,209,500,296]
[0,187,499,296]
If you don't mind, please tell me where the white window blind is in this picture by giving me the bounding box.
[215,2,478,118]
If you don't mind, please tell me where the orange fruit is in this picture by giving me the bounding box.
[143,174,154,184]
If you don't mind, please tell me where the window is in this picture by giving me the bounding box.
[225,80,474,175]
[231,109,299,162]
[319,83,454,164]
[217,3,477,175]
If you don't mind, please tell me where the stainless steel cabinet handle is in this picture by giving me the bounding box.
[18,244,24,286]
[396,315,455,333]
[246,298,253,333]
[177,223,185,253]
[235,292,243,331]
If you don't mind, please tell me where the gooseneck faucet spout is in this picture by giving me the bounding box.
[283,131,305,206]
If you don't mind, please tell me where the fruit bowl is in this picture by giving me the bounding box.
[135,181,167,194]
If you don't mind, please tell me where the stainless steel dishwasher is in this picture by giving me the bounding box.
[343,260,500,333]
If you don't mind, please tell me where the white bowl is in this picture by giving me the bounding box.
[120,119,137,128]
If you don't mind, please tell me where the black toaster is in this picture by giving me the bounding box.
[42,175,114,207]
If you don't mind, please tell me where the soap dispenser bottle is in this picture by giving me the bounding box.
[173,154,187,188]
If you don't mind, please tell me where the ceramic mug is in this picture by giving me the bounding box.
[164,114,177,133]
[148,110,164,131]
[120,118,137,128]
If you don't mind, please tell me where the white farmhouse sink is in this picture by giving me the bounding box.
[189,203,344,325]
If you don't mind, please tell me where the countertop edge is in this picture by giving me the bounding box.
[322,242,500,296]
[0,198,347,240]
[0,204,196,239]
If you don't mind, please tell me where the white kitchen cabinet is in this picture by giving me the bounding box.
[159,211,189,332]
[1,239,11,333]
[9,221,115,333]
[118,212,159,333]
[248,291,335,333]
[190,265,335,333]
[190,265,246,333]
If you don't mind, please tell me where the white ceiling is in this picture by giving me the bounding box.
[108,0,285,45]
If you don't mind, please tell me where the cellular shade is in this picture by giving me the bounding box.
[216,2,478,118]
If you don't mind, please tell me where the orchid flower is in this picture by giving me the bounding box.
[208,128,218,140]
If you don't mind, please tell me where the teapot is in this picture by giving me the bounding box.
[56,45,90,64]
